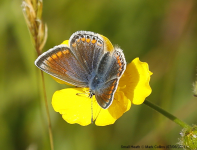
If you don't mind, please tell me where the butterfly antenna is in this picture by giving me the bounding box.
[76,92,89,96]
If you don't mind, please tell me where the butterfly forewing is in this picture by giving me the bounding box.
[69,31,104,74]
[35,45,89,87]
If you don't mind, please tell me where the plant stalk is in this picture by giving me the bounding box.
[144,100,191,129]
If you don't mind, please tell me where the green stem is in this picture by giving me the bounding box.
[144,100,191,128]
[40,70,54,150]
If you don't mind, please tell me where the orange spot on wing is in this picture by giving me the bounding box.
[62,49,69,55]
[86,38,91,43]
[45,56,56,68]
[105,95,110,100]
[117,59,121,64]
[110,85,115,91]
[108,95,112,99]
[102,96,110,102]
[46,55,67,73]
[109,90,113,94]
[81,37,85,41]
[110,81,116,91]
[72,42,77,47]
[47,56,53,61]
[57,51,63,57]
[116,56,122,67]
[116,55,120,59]
[77,38,80,42]
[52,54,58,59]
[97,42,102,47]
[91,39,96,44]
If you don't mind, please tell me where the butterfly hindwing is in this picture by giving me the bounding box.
[95,78,118,109]
[94,48,126,109]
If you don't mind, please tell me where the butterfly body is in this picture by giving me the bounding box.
[35,31,126,109]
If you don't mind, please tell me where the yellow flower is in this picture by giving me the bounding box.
[52,38,152,126]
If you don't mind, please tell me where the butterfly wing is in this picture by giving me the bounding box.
[35,45,89,87]
[69,31,105,74]
[94,48,126,109]
[35,31,126,109]
[95,79,119,109]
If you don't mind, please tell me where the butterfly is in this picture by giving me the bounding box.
[35,31,126,109]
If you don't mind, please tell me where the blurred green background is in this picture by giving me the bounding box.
[1,0,197,149]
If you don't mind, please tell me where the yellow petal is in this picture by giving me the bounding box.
[100,35,114,52]
[119,57,152,105]
[95,91,131,126]
[61,40,69,46]
[52,88,100,126]
[52,87,131,126]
